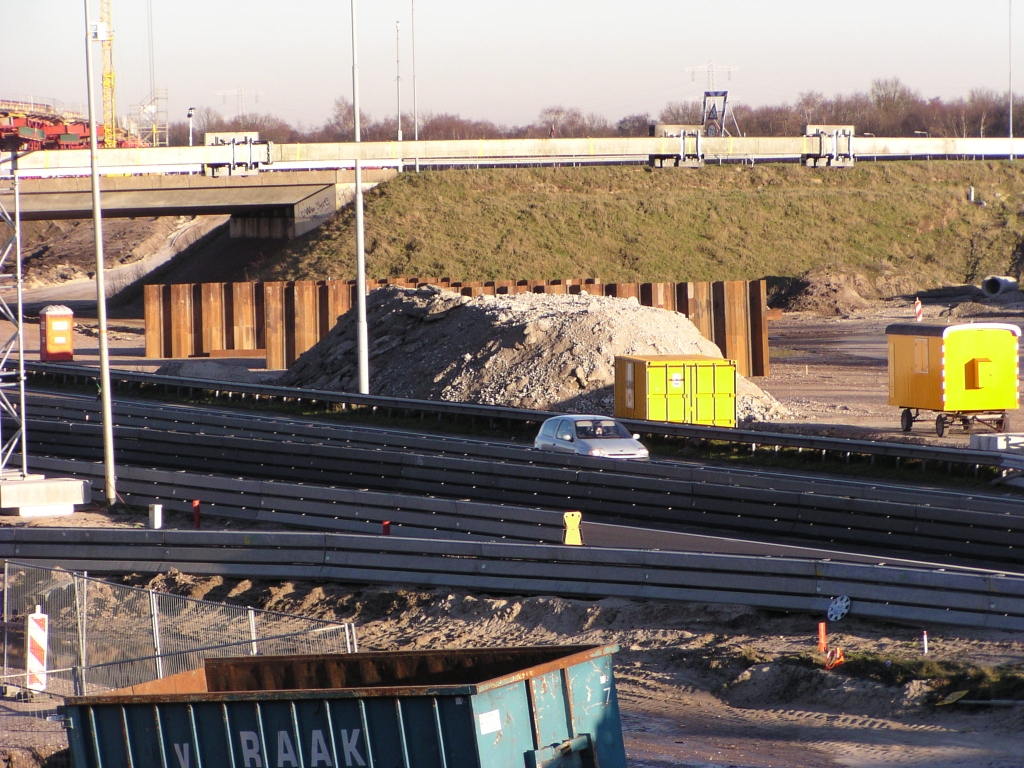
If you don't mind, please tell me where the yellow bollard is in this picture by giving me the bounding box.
[563,511,583,546]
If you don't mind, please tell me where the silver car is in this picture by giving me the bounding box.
[534,415,649,460]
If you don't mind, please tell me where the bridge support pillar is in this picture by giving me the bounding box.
[228,184,337,239]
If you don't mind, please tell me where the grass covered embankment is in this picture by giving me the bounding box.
[257,161,1024,295]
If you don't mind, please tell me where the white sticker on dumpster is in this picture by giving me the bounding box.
[479,708,502,735]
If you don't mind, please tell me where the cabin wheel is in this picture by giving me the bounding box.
[935,414,947,438]
[900,409,914,432]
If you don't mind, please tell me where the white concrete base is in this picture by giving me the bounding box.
[970,432,1024,451]
[0,475,89,517]
[10,503,75,518]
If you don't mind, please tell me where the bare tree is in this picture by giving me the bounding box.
[658,100,702,124]
[616,113,651,136]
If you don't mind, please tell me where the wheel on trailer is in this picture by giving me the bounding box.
[961,417,972,433]
[901,408,914,432]
[935,414,947,438]
[999,414,1008,433]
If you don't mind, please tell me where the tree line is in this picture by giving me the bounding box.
[167,78,1023,145]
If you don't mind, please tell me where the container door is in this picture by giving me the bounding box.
[713,364,737,426]
[665,365,686,423]
[565,657,627,768]
[692,364,716,425]
[530,671,574,751]
[645,364,668,422]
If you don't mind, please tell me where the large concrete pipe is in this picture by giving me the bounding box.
[981,275,1020,297]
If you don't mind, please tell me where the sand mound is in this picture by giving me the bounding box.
[778,271,871,316]
[280,285,788,422]
[724,662,934,719]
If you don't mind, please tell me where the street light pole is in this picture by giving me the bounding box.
[83,0,117,509]
[412,0,418,141]
[1011,0,1015,160]
[351,0,369,394]
[396,20,403,143]
[187,107,195,147]
[412,0,419,172]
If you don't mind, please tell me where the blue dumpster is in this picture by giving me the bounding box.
[65,644,627,768]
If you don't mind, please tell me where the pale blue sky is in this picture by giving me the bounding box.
[1,1,1018,129]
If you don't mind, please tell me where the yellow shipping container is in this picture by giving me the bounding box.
[614,355,737,428]
[887,322,1020,434]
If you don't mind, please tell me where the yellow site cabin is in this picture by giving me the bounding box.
[614,355,737,428]
[886,322,1020,435]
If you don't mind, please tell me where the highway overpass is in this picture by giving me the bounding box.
[0,133,1018,238]
[1,133,1018,179]
[0,169,395,238]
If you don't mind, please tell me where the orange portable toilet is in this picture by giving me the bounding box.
[39,305,74,361]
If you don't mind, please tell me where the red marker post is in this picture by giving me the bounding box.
[192,499,201,530]
[382,520,391,536]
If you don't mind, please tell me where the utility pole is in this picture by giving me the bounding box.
[84,0,118,509]
[396,21,403,143]
[412,1,418,140]
[1011,0,1015,160]
[412,0,419,172]
[351,0,369,394]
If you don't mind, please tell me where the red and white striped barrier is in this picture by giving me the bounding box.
[25,606,48,692]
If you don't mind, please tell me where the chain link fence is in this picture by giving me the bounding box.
[1,560,358,704]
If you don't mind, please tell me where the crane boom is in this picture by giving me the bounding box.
[100,0,116,148]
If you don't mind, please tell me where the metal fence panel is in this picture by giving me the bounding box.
[2,561,357,701]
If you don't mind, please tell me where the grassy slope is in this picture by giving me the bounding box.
[259,161,1024,292]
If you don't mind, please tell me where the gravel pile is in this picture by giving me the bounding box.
[280,285,788,422]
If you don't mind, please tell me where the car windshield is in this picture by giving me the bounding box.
[574,420,631,439]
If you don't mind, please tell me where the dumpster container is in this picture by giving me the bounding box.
[64,644,627,768]
[39,304,74,362]
[614,354,737,427]
[887,322,1020,436]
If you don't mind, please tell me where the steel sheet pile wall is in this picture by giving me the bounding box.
[145,277,769,374]
[65,645,627,768]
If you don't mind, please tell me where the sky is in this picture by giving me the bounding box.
[1,0,1020,130]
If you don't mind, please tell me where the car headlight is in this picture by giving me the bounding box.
[588,448,607,456]
[638,448,649,457]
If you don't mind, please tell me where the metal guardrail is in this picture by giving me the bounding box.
[25,362,1024,474]
[2,527,1023,631]
[28,456,567,544]
[23,390,1024,517]
[19,404,1024,570]
[31,454,1013,573]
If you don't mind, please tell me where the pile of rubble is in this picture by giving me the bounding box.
[280,285,787,422]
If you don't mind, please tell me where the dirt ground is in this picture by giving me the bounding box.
[5,226,1024,765]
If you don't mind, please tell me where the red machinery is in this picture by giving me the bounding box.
[0,99,142,150]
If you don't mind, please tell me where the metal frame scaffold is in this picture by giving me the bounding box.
[0,176,28,477]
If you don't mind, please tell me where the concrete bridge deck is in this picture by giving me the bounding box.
[1,135,1017,180]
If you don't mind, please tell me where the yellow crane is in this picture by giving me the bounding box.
[100,0,116,148]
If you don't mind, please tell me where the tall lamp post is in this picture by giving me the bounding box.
[83,0,117,509]
[412,0,419,172]
[187,106,195,147]
[351,1,369,394]
[396,21,403,143]
[1011,0,1015,161]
